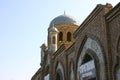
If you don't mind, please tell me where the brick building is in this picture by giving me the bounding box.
[31,2,120,80]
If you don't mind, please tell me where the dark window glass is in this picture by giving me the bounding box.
[67,32,71,41]
[82,54,92,64]
[59,32,63,41]
[53,36,56,44]
[56,73,61,80]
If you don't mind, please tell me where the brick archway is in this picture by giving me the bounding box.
[55,61,65,80]
[76,37,106,80]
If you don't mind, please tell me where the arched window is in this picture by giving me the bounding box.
[56,62,64,80]
[59,32,63,41]
[80,53,96,80]
[67,32,71,41]
[52,36,56,44]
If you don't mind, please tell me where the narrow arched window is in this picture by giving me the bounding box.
[52,36,56,44]
[67,32,71,41]
[59,32,63,41]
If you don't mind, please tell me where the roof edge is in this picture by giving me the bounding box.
[73,3,112,38]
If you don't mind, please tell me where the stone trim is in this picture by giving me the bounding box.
[66,42,75,55]
[105,2,120,22]
[85,49,100,80]
[68,60,75,80]
[76,36,106,80]
[53,44,66,59]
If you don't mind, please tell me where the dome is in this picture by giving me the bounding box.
[49,14,79,27]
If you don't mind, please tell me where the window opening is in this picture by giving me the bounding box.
[82,54,92,64]
[67,32,71,41]
[52,36,56,44]
[59,32,63,41]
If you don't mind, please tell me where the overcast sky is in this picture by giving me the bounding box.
[0,0,119,80]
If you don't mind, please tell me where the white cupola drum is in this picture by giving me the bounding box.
[48,24,59,53]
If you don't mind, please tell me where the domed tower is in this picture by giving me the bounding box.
[48,24,59,53]
[48,13,79,51]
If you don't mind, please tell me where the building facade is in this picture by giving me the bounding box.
[31,2,120,80]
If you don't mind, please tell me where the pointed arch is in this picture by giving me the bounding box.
[55,61,65,80]
[56,70,62,80]
[76,36,106,80]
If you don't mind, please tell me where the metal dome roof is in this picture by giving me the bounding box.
[49,14,79,27]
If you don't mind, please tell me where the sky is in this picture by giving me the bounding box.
[0,0,119,80]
